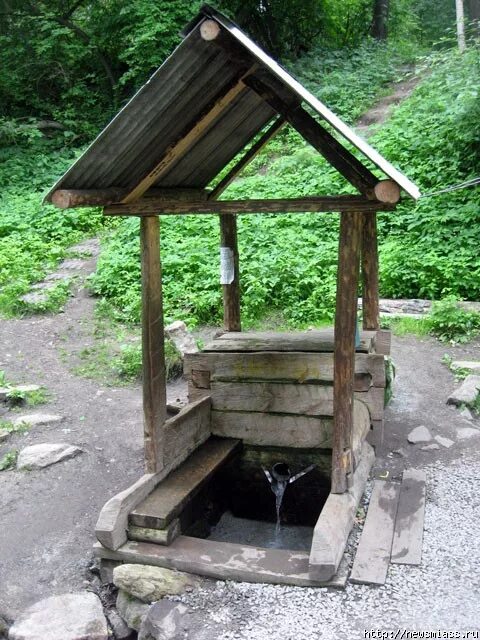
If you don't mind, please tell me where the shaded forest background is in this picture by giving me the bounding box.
[0,1,479,337]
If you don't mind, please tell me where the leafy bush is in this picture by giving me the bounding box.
[428,299,480,343]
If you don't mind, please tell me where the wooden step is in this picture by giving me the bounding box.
[391,468,426,565]
[350,479,401,585]
[129,437,241,530]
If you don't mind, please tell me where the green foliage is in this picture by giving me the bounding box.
[0,450,18,471]
[428,299,480,343]
[0,420,29,436]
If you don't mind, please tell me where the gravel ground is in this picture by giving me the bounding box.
[175,452,480,638]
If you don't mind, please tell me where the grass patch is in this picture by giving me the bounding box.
[381,315,432,337]
[0,450,18,471]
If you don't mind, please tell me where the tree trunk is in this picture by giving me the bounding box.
[456,0,466,52]
[371,0,389,40]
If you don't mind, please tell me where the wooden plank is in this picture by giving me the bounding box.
[205,329,376,353]
[350,480,401,585]
[130,437,240,529]
[362,212,380,330]
[244,74,378,196]
[141,216,166,473]
[50,188,208,209]
[219,213,241,331]
[391,468,426,565]
[163,396,212,467]
[93,537,348,588]
[210,381,383,419]
[209,117,285,199]
[332,211,362,493]
[373,329,391,356]
[184,352,386,388]
[128,519,180,546]
[211,399,370,450]
[121,74,252,204]
[104,196,395,216]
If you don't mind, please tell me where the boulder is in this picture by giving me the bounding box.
[451,360,480,373]
[435,435,454,448]
[460,407,474,421]
[113,564,199,604]
[13,414,63,428]
[139,600,226,640]
[456,427,480,440]
[8,592,108,640]
[17,443,82,470]
[421,444,440,451]
[116,590,149,632]
[106,609,134,640]
[407,425,432,444]
[164,321,198,357]
[447,375,480,407]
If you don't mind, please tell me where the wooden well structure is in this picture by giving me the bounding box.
[46,5,420,585]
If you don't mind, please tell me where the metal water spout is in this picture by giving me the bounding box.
[263,462,316,530]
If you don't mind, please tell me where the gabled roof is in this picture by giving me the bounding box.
[46,4,420,204]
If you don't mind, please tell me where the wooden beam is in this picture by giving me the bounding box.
[220,214,241,331]
[121,74,253,204]
[104,196,394,217]
[332,211,363,494]
[209,117,286,200]
[243,74,378,196]
[141,216,167,473]
[362,212,380,330]
[49,188,209,209]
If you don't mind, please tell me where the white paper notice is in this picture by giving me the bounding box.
[220,246,235,284]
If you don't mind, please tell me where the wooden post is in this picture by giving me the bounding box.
[220,213,241,331]
[362,212,380,330]
[141,216,167,473]
[332,211,362,493]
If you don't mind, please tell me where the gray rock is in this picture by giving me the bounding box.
[0,387,9,402]
[17,443,82,470]
[435,435,455,448]
[106,609,134,640]
[456,427,480,440]
[59,258,86,270]
[407,425,432,444]
[139,600,226,640]
[11,385,41,394]
[0,615,9,636]
[451,360,480,373]
[19,291,49,305]
[13,413,63,428]
[164,321,198,356]
[0,431,9,443]
[460,407,474,421]
[421,444,440,451]
[447,375,480,407]
[8,592,108,640]
[116,590,149,632]
[113,564,199,604]
[392,448,407,457]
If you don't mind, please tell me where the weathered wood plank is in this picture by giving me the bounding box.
[391,468,426,565]
[362,212,380,330]
[184,352,386,388]
[209,381,384,420]
[220,213,241,331]
[205,329,376,353]
[141,216,166,473]
[128,519,180,546]
[211,398,370,451]
[93,537,348,588]
[350,480,401,585]
[104,196,395,216]
[164,396,212,467]
[373,329,391,356]
[332,211,362,493]
[130,437,241,529]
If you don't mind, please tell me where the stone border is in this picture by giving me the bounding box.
[309,441,375,580]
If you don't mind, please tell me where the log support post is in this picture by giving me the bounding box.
[362,212,380,330]
[332,211,362,493]
[141,216,167,473]
[220,213,241,331]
